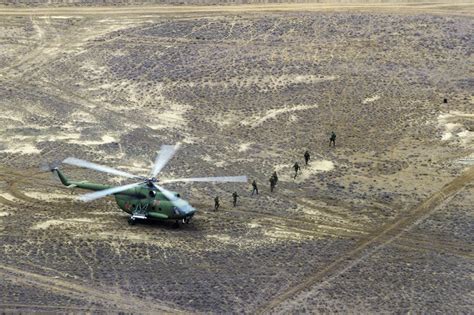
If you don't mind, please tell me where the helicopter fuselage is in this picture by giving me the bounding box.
[54,169,195,222]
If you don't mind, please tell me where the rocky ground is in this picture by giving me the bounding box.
[0,3,473,313]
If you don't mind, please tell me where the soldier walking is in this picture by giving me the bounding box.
[330,131,336,147]
[304,150,310,165]
[232,192,239,207]
[214,196,220,211]
[269,176,276,192]
[272,171,278,185]
[251,180,259,196]
[293,162,300,179]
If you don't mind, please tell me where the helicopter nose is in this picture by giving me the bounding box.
[175,205,195,217]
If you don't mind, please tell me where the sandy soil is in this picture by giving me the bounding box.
[0,2,473,313]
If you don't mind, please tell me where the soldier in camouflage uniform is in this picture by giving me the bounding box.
[330,131,336,147]
[251,180,259,196]
[293,162,300,179]
[232,192,239,207]
[272,171,278,185]
[214,196,220,211]
[304,150,310,165]
[269,176,276,192]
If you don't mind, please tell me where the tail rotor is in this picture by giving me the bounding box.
[40,160,61,172]
[40,160,62,182]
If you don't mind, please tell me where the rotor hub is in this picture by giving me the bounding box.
[146,177,159,187]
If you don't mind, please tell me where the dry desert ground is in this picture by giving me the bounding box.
[0,2,473,313]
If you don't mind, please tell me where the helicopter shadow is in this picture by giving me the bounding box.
[120,216,200,232]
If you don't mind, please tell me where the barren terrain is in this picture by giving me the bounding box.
[0,2,473,313]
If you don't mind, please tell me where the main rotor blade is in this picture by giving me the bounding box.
[150,144,180,178]
[63,157,141,179]
[161,176,248,184]
[153,183,195,215]
[78,182,143,202]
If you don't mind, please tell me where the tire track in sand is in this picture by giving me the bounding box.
[257,166,474,314]
[0,303,123,313]
[0,263,182,314]
[0,3,471,17]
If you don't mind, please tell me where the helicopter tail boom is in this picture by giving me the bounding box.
[53,169,115,193]
[53,168,71,186]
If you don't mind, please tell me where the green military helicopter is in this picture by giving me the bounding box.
[49,144,247,227]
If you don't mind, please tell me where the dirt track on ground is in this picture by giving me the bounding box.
[0,2,473,16]
[0,4,473,313]
[259,165,474,313]
[0,264,180,313]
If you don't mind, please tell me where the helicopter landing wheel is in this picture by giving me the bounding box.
[173,220,180,229]
[128,217,136,226]
[183,217,190,224]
